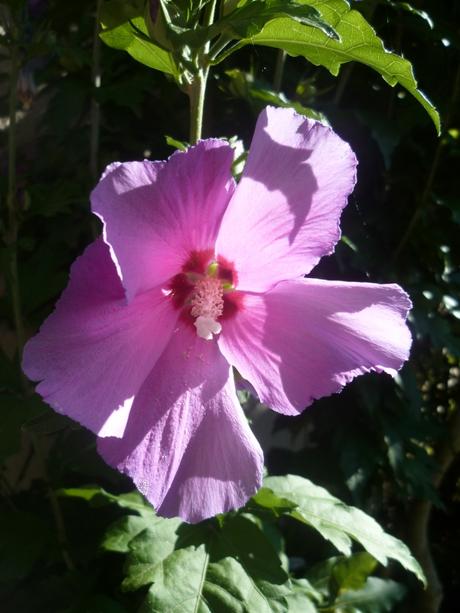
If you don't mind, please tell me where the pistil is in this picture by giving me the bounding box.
[190,276,224,340]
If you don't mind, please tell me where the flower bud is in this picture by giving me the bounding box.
[144,0,174,51]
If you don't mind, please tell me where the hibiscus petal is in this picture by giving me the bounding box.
[216,106,357,292]
[22,240,178,437]
[92,140,235,302]
[218,278,412,415]
[98,324,263,523]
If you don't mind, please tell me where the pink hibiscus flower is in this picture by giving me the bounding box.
[22,107,411,523]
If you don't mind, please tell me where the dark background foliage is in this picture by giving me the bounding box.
[0,0,459,611]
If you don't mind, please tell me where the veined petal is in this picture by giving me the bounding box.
[218,279,412,415]
[98,324,263,523]
[216,106,357,292]
[22,240,178,438]
[92,140,236,302]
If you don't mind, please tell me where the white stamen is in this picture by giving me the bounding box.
[189,276,224,340]
[194,315,222,340]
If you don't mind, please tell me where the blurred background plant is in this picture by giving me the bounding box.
[0,1,458,612]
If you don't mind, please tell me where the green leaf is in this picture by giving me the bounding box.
[333,577,406,613]
[263,475,426,585]
[210,0,339,40]
[100,1,177,76]
[249,485,299,517]
[122,518,182,591]
[125,514,315,611]
[165,134,188,151]
[286,578,321,611]
[331,552,378,593]
[139,546,210,613]
[101,516,152,553]
[223,0,439,132]
[57,487,154,517]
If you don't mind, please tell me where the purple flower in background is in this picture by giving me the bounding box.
[22,107,411,523]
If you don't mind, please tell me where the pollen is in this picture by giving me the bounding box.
[169,251,239,340]
[190,276,224,332]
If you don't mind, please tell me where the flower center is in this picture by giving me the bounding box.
[168,249,242,341]
[190,276,224,340]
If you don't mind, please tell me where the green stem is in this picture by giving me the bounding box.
[203,0,217,27]
[188,70,208,144]
[209,39,244,66]
[7,45,26,365]
[209,33,231,61]
[273,49,286,93]
[187,0,216,144]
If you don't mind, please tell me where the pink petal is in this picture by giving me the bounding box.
[92,141,235,302]
[22,240,178,438]
[218,279,412,415]
[216,106,357,292]
[98,324,263,523]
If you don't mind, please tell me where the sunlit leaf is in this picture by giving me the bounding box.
[210,0,339,40]
[100,1,177,76]
[121,518,182,592]
[218,0,440,132]
[138,545,209,613]
[121,513,316,611]
[262,475,426,585]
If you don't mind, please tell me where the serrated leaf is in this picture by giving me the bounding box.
[333,577,406,613]
[101,516,151,553]
[139,546,210,613]
[221,0,439,132]
[122,518,182,591]
[126,514,315,611]
[204,556,286,613]
[249,486,299,517]
[210,0,339,40]
[263,475,426,585]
